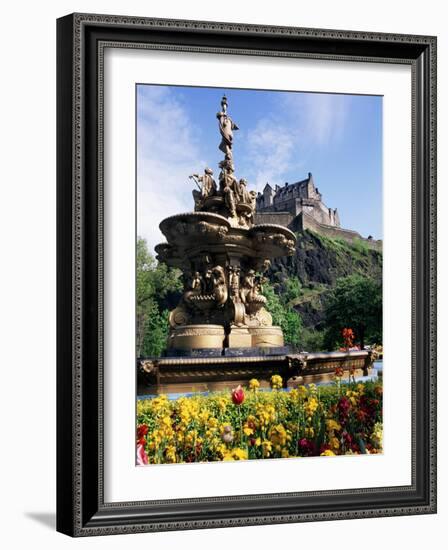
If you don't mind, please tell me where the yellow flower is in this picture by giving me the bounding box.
[289,388,298,400]
[270,424,288,446]
[222,451,234,461]
[233,448,248,460]
[208,417,219,429]
[330,437,340,450]
[304,397,319,417]
[371,422,383,450]
[320,449,336,456]
[222,448,248,461]
[161,415,172,427]
[346,390,359,406]
[249,378,260,391]
[270,374,283,390]
[326,419,341,432]
[304,427,314,438]
[261,440,273,456]
[242,415,257,436]
[165,445,177,463]
[216,396,229,412]
[256,403,276,426]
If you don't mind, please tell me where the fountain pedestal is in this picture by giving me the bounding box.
[155,211,296,355]
[227,326,252,348]
[168,324,225,351]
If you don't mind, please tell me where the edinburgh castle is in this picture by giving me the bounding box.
[255,173,381,250]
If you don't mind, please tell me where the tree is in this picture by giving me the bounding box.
[300,328,325,352]
[324,274,382,350]
[281,277,302,305]
[263,281,302,347]
[136,237,182,357]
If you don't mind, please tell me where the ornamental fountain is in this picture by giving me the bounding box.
[155,95,296,355]
[138,96,374,394]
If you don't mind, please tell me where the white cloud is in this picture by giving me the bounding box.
[282,92,350,146]
[241,92,350,191]
[244,119,297,190]
[137,87,208,254]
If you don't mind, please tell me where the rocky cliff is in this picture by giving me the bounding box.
[267,229,383,330]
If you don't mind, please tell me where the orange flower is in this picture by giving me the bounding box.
[342,327,354,350]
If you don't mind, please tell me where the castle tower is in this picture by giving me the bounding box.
[263,183,274,207]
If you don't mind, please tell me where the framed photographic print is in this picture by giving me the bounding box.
[56,13,437,536]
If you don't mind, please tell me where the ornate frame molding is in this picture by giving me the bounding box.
[57,13,437,536]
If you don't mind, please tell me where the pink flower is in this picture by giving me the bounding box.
[231,385,245,405]
[136,444,149,465]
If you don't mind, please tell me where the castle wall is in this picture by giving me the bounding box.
[254,211,382,251]
[297,212,382,251]
[256,178,380,252]
[254,212,294,227]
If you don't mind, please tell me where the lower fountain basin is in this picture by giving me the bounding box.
[137,349,375,396]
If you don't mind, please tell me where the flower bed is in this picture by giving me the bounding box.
[136,376,383,464]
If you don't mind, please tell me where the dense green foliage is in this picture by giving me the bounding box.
[263,280,303,347]
[136,238,182,356]
[300,328,326,352]
[323,274,382,349]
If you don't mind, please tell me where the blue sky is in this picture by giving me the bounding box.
[137,84,382,253]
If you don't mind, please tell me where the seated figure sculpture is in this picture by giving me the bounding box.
[190,168,217,210]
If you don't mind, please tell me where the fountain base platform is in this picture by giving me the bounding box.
[168,324,285,352]
[137,350,374,396]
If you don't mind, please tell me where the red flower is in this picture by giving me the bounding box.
[299,438,317,456]
[334,366,344,378]
[356,409,368,423]
[337,397,351,419]
[231,385,245,405]
[137,424,149,439]
[342,431,353,446]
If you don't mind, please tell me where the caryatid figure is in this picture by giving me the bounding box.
[216,95,239,160]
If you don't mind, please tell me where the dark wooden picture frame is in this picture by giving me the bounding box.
[57,13,437,536]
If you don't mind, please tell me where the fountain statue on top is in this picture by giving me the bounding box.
[155,95,297,354]
[190,95,257,227]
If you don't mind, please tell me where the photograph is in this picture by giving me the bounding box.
[135,85,384,465]
[54,10,437,537]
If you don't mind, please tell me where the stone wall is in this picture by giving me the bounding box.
[255,210,382,251]
[297,213,382,251]
[254,212,294,227]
